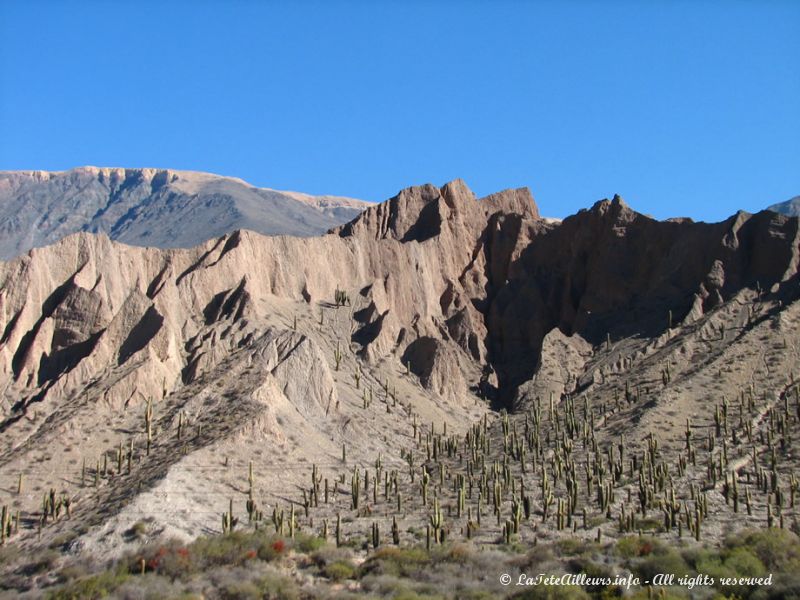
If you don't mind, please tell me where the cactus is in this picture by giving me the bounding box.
[371,521,380,548]
[222,498,238,534]
[271,507,286,534]
[429,497,444,544]
[1,506,9,545]
[392,516,400,544]
[351,468,360,510]
[333,341,342,371]
[115,443,123,475]
[511,496,522,533]
[334,287,350,307]
[246,491,258,523]
[694,507,701,541]
[310,463,321,506]
[502,520,512,544]
[145,398,153,456]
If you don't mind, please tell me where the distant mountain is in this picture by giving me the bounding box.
[766,195,800,216]
[0,167,369,259]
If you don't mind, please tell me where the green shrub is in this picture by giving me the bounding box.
[323,559,356,581]
[253,571,301,600]
[634,548,691,583]
[359,546,432,578]
[125,520,149,541]
[634,517,663,532]
[430,543,473,564]
[293,532,326,554]
[256,537,287,562]
[310,545,353,568]
[749,572,800,600]
[723,547,767,577]
[46,570,130,599]
[725,528,800,571]
[219,580,263,600]
[566,557,615,595]
[680,546,717,571]
[615,536,663,559]
[555,537,589,556]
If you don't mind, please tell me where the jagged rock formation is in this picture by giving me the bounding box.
[3,180,799,423]
[0,167,368,259]
[1,178,800,568]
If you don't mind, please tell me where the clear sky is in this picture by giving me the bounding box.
[0,1,797,222]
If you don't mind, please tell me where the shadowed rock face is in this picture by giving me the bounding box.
[0,167,369,260]
[0,179,798,419]
[484,198,800,402]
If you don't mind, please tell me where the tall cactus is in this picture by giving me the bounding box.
[222,498,238,533]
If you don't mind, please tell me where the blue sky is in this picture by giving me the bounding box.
[0,1,797,221]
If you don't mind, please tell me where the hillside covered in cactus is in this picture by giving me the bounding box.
[2,179,800,598]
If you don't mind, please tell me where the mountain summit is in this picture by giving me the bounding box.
[0,167,369,259]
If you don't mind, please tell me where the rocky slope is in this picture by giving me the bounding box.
[0,167,368,260]
[1,179,800,593]
[767,195,800,217]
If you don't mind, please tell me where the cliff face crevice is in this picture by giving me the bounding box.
[1,180,798,420]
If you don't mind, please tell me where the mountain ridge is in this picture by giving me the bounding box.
[0,166,370,260]
[767,195,800,217]
[2,178,800,585]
